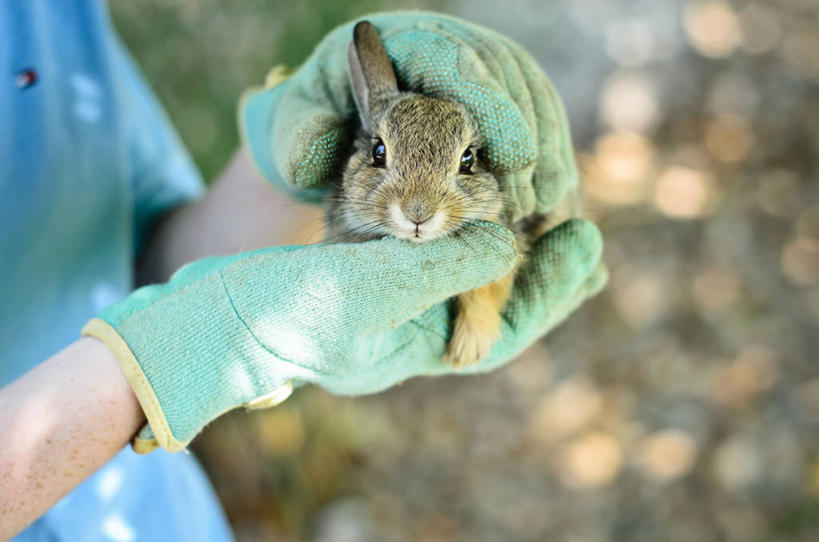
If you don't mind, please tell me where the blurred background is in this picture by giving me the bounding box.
[112,0,819,540]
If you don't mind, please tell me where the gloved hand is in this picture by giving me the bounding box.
[83,219,604,453]
[240,12,577,221]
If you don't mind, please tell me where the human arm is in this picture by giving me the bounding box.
[108,32,322,285]
[0,338,145,540]
[136,147,323,284]
[0,217,601,541]
[0,139,320,537]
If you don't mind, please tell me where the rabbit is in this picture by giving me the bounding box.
[325,20,580,367]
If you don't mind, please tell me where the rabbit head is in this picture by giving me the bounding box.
[332,21,503,243]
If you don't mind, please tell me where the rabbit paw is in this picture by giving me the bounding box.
[445,312,499,368]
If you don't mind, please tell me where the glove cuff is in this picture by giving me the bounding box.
[83,313,298,454]
[82,318,185,453]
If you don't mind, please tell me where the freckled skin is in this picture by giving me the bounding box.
[0,338,144,539]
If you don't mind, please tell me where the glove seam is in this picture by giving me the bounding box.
[369,323,425,373]
[408,316,448,341]
[217,271,337,381]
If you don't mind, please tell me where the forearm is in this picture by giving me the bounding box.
[0,338,144,539]
[137,146,323,283]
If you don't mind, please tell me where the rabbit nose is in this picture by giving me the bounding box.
[401,201,434,224]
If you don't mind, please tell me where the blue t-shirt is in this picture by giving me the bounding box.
[1,1,233,540]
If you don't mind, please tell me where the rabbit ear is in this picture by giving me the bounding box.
[348,21,398,132]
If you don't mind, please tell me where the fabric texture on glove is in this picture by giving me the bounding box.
[83,219,604,453]
[83,222,518,452]
[239,12,578,220]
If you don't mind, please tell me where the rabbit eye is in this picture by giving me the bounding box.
[460,148,474,173]
[372,139,386,167]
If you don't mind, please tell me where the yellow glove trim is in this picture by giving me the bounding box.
[245,381,293,410]
[132,432,160,455]
[263,64,292,89]
[82,318,185,453]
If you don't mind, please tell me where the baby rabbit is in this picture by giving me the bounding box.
[326,21,577,367]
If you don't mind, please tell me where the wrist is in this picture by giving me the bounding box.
[83,251,299,452]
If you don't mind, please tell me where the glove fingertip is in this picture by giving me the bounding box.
[273,110,347,190]
[242,78,347,197]
[534,218,604,271]
[584,263,609,298]
[458,220,519,274]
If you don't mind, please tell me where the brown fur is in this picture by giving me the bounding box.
[325,21,578,366]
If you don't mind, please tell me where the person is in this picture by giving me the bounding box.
[0,4,606,540]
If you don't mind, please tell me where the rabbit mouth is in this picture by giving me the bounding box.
[387,202,448,242]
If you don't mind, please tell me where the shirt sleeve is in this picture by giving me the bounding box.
[108,34,205,255]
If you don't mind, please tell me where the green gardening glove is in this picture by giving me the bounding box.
[83,219,604,454]
[240,12,577,221]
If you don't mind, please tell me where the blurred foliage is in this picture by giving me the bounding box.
[111,0,819,540]
[111,0,446,180]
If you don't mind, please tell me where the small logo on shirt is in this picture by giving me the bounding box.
[15,68,38,89]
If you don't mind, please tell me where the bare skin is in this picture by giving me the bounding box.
[138,148,324,283]
[0,147,320,539]
[0,337,143,540]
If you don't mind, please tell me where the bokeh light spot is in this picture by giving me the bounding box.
[653,166,715,219]
[559,432,623,489]
[530,378,603,441]
[704,114,755,163]
[754,169,800,217]
[637,429,698,482]
[692,266,741,312]
[684,1,742,58]
[712,436,761,492]
[711,346,777,408]
[256,407,306,456]
[781,237,819,287]
[612,269,669,328]
[599,71,660,133]
[739,3,782,54]
[583,131,655,207]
